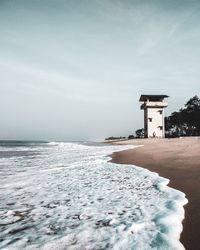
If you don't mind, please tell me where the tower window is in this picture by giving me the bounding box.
[148,118,152,122]
[159,126,163,130]
[159,110,163,114]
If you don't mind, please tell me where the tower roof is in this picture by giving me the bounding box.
[139,95,169,102]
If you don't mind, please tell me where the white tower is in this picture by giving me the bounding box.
[139,95,169,138]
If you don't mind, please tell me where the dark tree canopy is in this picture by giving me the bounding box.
[135,128,144,138]
[165,95,200,137]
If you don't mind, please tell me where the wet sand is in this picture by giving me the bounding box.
[109,137,200,250]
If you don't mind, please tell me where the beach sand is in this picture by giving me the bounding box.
[109,137,200,250]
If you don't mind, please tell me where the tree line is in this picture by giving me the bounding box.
[105,95,200,140]
[165,95,200,137]
[134,95,200,138]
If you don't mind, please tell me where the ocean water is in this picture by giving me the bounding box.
[0,141,187,250]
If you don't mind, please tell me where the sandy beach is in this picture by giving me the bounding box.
[109,137,200,250]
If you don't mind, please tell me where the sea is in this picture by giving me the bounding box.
[0,141,187,250]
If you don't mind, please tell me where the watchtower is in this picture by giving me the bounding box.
[139,95,169,138]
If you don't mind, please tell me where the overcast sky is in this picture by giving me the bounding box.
[0,0,200,141]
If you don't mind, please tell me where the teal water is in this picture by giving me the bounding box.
[0,141,187,249]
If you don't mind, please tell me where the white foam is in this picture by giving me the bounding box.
[0,142,187,249]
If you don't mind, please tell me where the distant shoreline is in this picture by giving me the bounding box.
[108,137,200,250]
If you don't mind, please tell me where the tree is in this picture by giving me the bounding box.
[165,95,200,137]
[128,135,135,139]
[135,128,144,138]
[183,95,200,135]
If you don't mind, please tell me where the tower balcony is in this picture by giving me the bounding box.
[141,101,168,109]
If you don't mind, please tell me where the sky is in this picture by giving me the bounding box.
[0,0,200,141]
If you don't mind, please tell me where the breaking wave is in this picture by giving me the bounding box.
[0,142,187,249]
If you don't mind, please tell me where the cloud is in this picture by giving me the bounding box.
[0,0,200,140]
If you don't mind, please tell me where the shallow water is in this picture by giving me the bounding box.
[0,141,187,249]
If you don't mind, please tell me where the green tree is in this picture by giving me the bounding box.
[183,95,200,135]
[165,95,200,137]
[135,128,144,138]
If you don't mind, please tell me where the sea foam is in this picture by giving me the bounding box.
[0,142,187,249]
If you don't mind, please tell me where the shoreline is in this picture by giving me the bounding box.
[108,137,200,250]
